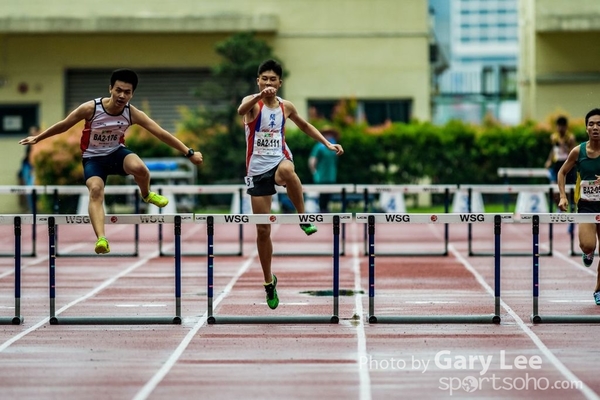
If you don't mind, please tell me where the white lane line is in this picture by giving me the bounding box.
[450,244,599,400]
[0,222,180,353]
[0,247,162,353]
[133,222,280,400]
[352,236,372,399]
[132,250,258,400]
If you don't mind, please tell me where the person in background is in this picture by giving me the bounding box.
[557,108,600,306]
[545,115,576,184]
[17,126,38,212]
[545,116,577,233]
[308,127,340,212]
[237,59,344,310]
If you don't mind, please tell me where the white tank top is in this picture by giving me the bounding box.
[81,98,131,158]
[245,98,292,176]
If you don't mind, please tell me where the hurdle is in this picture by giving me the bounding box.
[460,184,554,256]
[47,185,141,257]
[357,212,510,324]
[41,213,192,325]
[356,184,456,256]
[0,185,42,257]
[197,213,352,324]
[154,184,246,256]
[524,213,600,323]
[275,184,355,256]
[0,215,34,325]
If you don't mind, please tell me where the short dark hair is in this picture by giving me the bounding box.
[257,59,283,78]
[556,116,568,126]
[585,108,600,125]
[110,69,138,92]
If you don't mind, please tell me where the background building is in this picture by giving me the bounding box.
[430,0,519,125]
[519,0,600,122]
[0,0,433,212]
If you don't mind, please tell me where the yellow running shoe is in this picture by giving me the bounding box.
[142,191,169,208]
[94,236,110,254]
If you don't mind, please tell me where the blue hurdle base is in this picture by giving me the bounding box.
[0,316,23,325]
[49,316,182,325]
[207,315,339,324]
[531,314,600,324]
[368,314,501,324]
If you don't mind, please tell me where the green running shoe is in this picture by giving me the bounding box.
[582,253,594,268]
[142,191,169,208]
[94,236,110,254]
[264,274,279,310]
[300,223,318,236]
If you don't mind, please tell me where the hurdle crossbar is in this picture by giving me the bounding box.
[356,184,456,257]
[525,213,600,323]
[0,215,34,324]
[0,186,41,257]
[48,185,141,257]
[43,214,190,325]
[276,184,355,256]
[154,184,246,257]
[461,184,554,257]
[357,212,508,324]
[198,213,352,324]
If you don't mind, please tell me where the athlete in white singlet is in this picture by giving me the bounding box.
[19,69,203,255]
[238,59,344,310]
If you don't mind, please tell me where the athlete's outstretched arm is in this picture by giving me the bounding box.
[130,105,203,165]
[18,101,94,145]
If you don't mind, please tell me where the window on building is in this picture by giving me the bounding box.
[500,66,517,97]
[308,99,412,125]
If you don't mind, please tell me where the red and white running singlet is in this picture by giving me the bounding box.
[244,98,292,176]
[80,98,131,158]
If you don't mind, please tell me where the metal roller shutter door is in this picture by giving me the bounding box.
[65,69,211,133]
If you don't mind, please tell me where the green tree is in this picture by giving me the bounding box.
[178,32,280,183]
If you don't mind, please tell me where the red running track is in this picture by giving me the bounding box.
[0,219,598,399]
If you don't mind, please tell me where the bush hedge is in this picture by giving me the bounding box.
[31,115,589,198]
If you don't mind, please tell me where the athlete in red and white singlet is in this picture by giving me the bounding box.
[80,97,131,158]
[244,96,292,177]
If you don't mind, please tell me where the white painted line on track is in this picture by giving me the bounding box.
[0,223,181,353]
[352,228,372,400]
[132,223,283,400]
[132,250,258,400]
[450,244,599,400]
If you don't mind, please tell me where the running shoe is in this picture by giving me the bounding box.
[264,274,279,310]
[142,191,169,208]
[300,223,318,236]
[582,253,594,268]
[594,291,600,306]
[94,236,110,254]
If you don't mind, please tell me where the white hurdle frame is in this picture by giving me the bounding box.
[0,186,43,257]
[521,213,600,324]
[355,184,457,256]
[276,184,355,256]
[46,185,142,257]
[153,184,246,256]
[39,213,193,325]
[357,212,512,324]
[0,215,34,325]
[460,184,556,257]
[196,213,353,324]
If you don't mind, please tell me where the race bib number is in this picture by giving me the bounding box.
[254,131,282,155]
[580,180,600,201]
[244,176,254,189]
